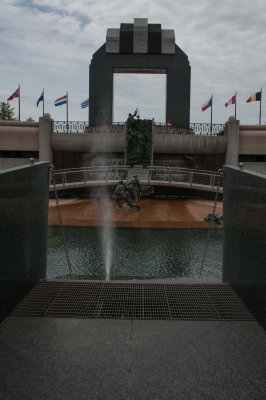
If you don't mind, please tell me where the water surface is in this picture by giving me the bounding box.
[47,227,223,281]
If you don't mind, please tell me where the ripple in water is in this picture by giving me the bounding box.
[47,227,223,281]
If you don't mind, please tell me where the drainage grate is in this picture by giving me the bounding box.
[11,281,255,321]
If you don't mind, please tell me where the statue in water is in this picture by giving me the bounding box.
[113,175,141,211]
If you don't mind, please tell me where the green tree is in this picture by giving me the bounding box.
[26,116,35,121]
[0,102,16,120]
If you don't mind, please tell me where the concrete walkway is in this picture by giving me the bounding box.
[0,316,265,399]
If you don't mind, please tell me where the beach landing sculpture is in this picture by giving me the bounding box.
[126,109,153,167]
[113,175,141,211]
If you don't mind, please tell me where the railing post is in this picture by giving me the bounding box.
[189,171,193,185]
[210,173,214,189]
[84,169,86,184]
[62,172,66,187]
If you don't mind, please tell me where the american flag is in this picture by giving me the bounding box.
[7,87,20,101]
[81,98,89,109]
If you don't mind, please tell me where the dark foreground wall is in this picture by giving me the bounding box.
[0,162,50,321]
[223,166,266,327]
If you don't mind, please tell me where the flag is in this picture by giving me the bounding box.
[54,94,68,106]
[225,94,236,107]
[81,98,89,109]
[201,97,212,111]
[246,91,261,103]
[7,87,20,101]
[37,92,44,107]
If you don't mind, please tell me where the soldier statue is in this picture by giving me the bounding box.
[113,175,141,211]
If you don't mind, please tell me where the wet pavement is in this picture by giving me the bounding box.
[49,198,223,228]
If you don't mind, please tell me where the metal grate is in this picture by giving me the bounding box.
[11,281,255,321]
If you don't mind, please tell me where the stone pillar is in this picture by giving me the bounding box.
[225,116,240,167]
[133,18,148,53]
[39,113,53,162]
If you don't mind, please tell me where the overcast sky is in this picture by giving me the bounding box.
[1,0,266,124]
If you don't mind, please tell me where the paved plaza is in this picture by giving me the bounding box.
[1,315,265,400]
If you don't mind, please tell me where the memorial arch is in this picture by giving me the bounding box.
[89,18,191,127]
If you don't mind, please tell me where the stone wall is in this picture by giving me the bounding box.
[223,166,266,327]
[0,162,50,321]
[0,115,53,170]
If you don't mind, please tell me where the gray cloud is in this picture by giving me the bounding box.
[0,0,265,124]
[15,0,91,27]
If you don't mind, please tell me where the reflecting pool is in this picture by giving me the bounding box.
[47,227,223,281]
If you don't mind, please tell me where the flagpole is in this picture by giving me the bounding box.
[235,91,237,119]
[88,77,90,129]
[210,94,213,135]
[42,88,44,117]
[18,84,20,121]
[66,92,69,133]
[259,88,262,125]
[88,82,90,132]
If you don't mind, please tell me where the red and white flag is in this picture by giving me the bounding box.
[7,87,20,101]
[225,94,236,108]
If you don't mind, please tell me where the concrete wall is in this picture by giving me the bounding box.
[223,166,266,285]
[0,117,265,172]
[0,120,39,151]
[223,166,266,327]
[51,132,227,154]
[242,162,266,175]
[239,125,266,155]
[0,158,34,170]
[51,132,125,153]
[153,134,227,154]
[225,118,266,172]
[0,162,50,321]
[0,115,53,170]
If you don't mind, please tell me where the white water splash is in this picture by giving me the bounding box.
[99,198,113,280]
[83,152,114,280]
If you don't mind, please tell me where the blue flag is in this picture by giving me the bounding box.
[81,98,89,109]
[37,92,44,107]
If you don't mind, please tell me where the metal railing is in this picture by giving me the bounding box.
[189,123,225,135]
[86,123,125,133]
[53,121,225,135]
[53,121,88,133]
[50,166,223,193]
[154,123,225,135]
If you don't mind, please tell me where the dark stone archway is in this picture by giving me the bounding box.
[89,18,191,127]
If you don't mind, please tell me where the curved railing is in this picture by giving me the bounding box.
[50,166,223,193]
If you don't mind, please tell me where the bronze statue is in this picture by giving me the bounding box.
[126,109,152,166]
[127,108,140,122]
[113,176,141,211]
